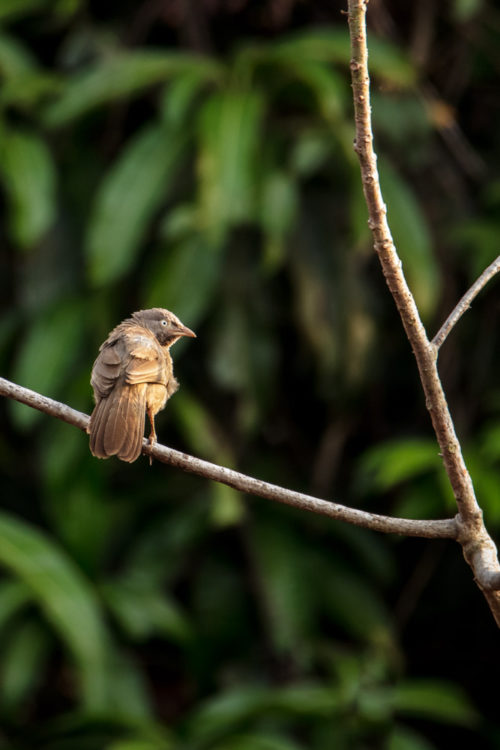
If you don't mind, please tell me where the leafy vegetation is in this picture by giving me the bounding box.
[0,1,499,748]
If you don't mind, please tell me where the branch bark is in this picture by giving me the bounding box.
[0,376,456,540]
[347,0,500,621]
[432,254,500,350]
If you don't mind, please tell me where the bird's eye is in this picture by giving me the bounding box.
[161,320,167,326]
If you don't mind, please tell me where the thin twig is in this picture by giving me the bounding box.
[347,0,500,619]
[0,376,456,540]
[432,255,500,350]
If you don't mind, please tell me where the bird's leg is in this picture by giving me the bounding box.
[147,406,157,466]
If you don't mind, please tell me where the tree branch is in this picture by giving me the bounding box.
[0,376,456,540]
[347,0,500,619]
[432,255,500,350]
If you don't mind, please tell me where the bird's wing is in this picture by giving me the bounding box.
[124,332,168,386]
[91,329,168,400]
[91,343,122,399]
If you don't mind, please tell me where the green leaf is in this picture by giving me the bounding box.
[145,234,222,327]
[322,568,391,643]
[172,390,244,526]
[0,0,46,23]
[0,127,56,249]
[451,0,483,22]
[40,418,88,490]
[197,89,264,240]
[285,59,347,122]
[51,0,83,20]
[261,30,416,87]
[107,742,171,750]
[209,303,252,392]
[260,171,298,272]
[387,725,437,750]
[288,240,340,377]
[188,684,340,744]
[123,502,208,589]
[161,67,218,128]
[158,202,197,241]
[0,31,36,77]
[187,687,270,743]
[43,51,222,126]
[480,423,500,461]
[328,523,395,586]
[45,473,115,572]
[393,680,478,726]
[212,733,304,750]
[0,512,109,711]
[365,36,417,87]
[249,517,315,655]
[210,483,245,527]
[289,130,333,176]
[372,94,430,152]
[174,388,233,463]
[392,476,452,521]
[0,580,31,633]
[87,123,186,286]
[360,439,441,491]
[271,684,341,716]
[353,158,440,312]
[102,578,192,643]
[103,647,153,720]
[173,390,233,466]
[379,160,440,319]
[464,451,500,524]
[10,299,84,429]
[453,219,500,278]
[358,686,394,723]
[209,300,278,430]
[1,70,62,110]
[1,620,51,711]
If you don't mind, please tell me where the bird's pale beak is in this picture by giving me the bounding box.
[174,324,196,338]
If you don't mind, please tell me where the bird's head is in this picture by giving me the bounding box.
[132,308,196,348]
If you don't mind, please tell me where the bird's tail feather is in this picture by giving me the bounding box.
[88,384,147,462]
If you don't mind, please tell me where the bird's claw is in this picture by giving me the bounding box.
[148,433,156,466]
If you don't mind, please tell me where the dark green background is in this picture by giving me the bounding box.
[0,1,499,748]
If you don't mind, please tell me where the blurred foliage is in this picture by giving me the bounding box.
[0,0,500,748]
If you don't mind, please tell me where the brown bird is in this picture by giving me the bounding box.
[88,308,195,462]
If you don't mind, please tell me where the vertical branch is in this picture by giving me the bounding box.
[348,0,473,519]
[347,0,500,624]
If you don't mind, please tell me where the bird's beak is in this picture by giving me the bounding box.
[173,324,196,339]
